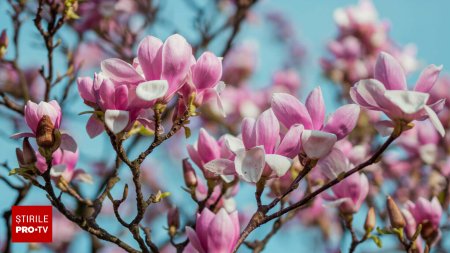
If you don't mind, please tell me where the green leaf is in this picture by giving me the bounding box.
[78,110,96,116]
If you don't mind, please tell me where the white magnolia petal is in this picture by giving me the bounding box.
[384,90,429,114]
[136,80,168,101]
[220,175,234,184]
[104,110,130,134]
[224,134,245,153]
[301,130,337,159]
[265,154,292,177]
[424,105,445,137]
[50,164,66,177]
[234,146,265,183]
[204,159,235,175]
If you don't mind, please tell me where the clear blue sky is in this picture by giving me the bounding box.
[1,0,449,252]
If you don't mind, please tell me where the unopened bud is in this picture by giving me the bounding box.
[22,138,37,164]
[183,159,197,188]
[16,148,26,167]
[167,207,180,237]
[386,196,405,228]
[364,207,376,232]
[36,115,55,148]
[0,30,8,58]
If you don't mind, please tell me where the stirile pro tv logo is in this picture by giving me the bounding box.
[11,206,52,243]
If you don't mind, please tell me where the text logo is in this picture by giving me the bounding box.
[12,206,52,243]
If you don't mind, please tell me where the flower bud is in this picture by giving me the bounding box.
[167,207,180,237]
[0,30,8,58]
[386,196,405,228]
[364,207,376,232]
[183,159,197,188]
[36,115,55,148]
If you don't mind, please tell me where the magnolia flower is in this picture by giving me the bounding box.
[181,51,225,115]
[406,197,442,230]
[101,34,192,103]
[319,148,369,214]
[222,42,258,86]
[186,208,239,253]
[11,101,76,152]
[187,128,234,180]
[271,69,302,94]
[35,149,92,183]
[351,52,445,136]
[271,88,360,159]
[205,109,303,183]
[397,121,440,164]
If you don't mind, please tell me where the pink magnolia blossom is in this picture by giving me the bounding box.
[397,121,440,164]
[100,34,192,103]
[187,128,234,180]
[77,73,143,136]
[11,101,77,152]
[406,197,443,230]
[271,69,302,94]
[205,109,303,183]
[271,87,360,159]
[35,148,91,183]
[319,148,369,214]
[181,51,225,115]
[351,52,445,136]
[222,42,258,86]
[186,208,239,253]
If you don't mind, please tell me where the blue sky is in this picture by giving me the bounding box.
[1,0,450,252]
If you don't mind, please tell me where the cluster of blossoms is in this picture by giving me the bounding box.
[77,34,224,137]
[5,0,450,252]
[321,0,419,87]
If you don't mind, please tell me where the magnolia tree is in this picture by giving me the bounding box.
[0,0,449,253]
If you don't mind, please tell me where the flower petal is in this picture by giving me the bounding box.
[301,130,337,159]
[224,134,245,154]
[234,146,265,183]
[186,227,205,253]
[241,117,256,149]
[136,80,168,101]
[375,52,407,90]
[424,105,445,137]
[86,115,104,139]
[271,93,312,129]
[101,58,143,83]
[204,159,235,175]
[374,120,395,136]
[137,36,163,80]
[306,87,325,130]
[323,104,360,140]
[206,209,235,253]
[60,133,77,152]
[255,109,279,154]
[161,34,193,95]
[414,64,443,93]
[384,90,429,115]
[265,154,292,177]
[10,132,35,139]
[104,110,130,134]
[276,124,303,158]
[193,51,223,90]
